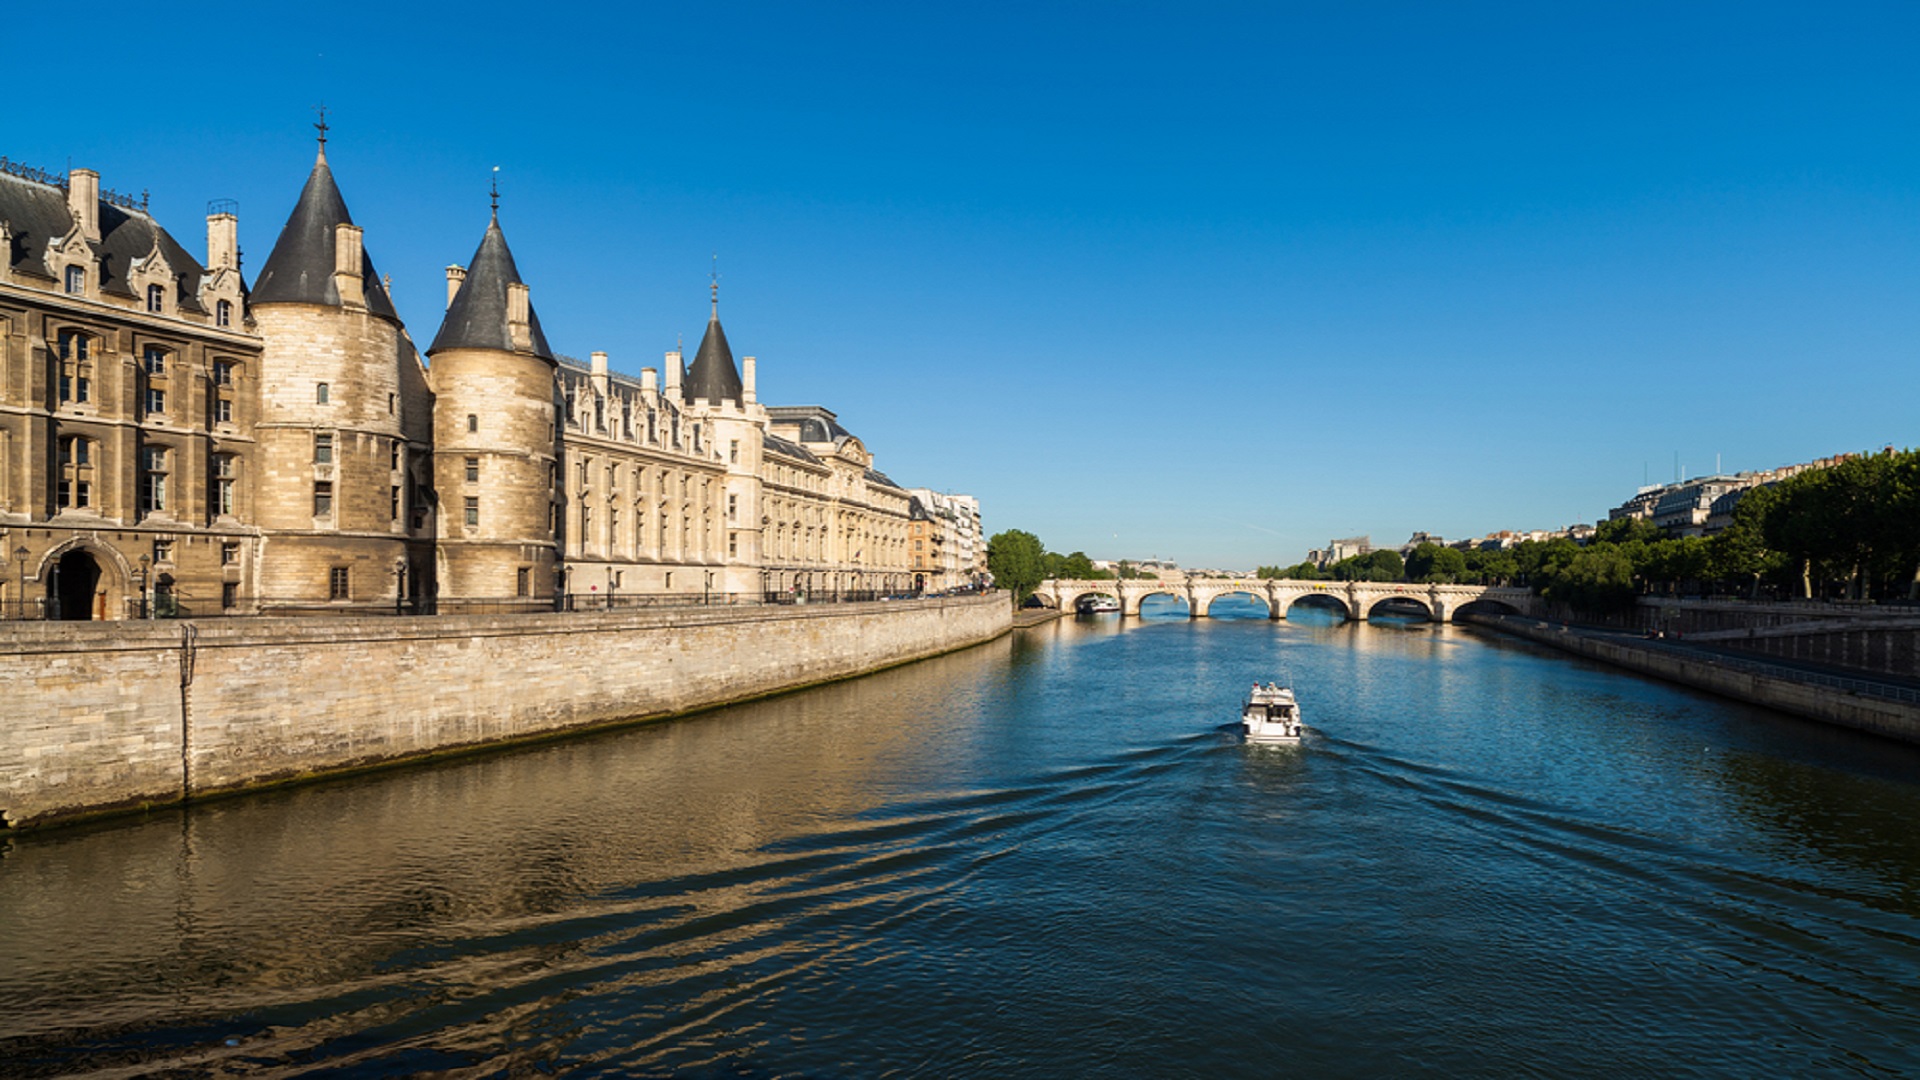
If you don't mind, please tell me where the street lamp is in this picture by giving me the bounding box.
[393,556,408,616]
[608,567,618,609]
[703,570,713,606]
[136,555,151,620]
[13,545,27,618]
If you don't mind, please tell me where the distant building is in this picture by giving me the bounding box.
[1604,454,1855,539]
[1307,536,1371,568]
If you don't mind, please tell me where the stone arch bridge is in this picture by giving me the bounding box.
[1037,578,1540,623]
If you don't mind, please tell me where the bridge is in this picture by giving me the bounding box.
[1036,578,1539,623]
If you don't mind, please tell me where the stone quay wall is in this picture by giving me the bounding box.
[0,592,1011,829]
[1467,614,1920,744]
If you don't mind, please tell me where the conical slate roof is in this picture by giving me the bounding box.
[685,307,742,405]
[251,147,398,320]
[428,213,554,361]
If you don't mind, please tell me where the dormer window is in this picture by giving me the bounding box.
[146,284,165,312]
[65,266,85,294]
[216,300,232,327]
[316,382,330,404]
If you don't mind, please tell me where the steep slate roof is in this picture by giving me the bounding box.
[0,172,210,312]
[250,148,398,320]
[428,213,554,361]
[766,405,856,447]
[865,467,904,491]
[762,431,821,465]
[684,306,743,405]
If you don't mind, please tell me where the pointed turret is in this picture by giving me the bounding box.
[428,212,554,361]
[250,141,398,319]
[684,279,742,405]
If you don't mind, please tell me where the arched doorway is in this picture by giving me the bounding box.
[52,549,102,621]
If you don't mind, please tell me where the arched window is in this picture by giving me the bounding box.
[467,414,478,433]
[316,382,330,404]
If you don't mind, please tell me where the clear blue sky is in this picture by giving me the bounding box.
[11,2,1917,569]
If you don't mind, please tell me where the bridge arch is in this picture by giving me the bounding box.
[1454,597,1524,619]
[1282,592,1351,622]
[1366,595,1434,622]
[1198,590,1271,618]
[1132,589,1191,618]
[1066,588,1122,614]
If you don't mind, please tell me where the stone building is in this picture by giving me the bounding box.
[906,488,985,592]
[0,139,927,618]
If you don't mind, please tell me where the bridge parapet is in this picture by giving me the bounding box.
[1037,578,1538,623]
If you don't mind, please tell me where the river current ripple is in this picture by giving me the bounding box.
[4,599,1920,1077]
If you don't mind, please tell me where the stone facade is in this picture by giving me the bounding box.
[0,144,939,616]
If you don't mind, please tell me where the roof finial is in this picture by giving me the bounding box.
[314,104,329,160]
[490,166,500,217]
[710,253,720,317]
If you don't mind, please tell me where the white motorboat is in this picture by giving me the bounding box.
[1241,682,1304,744]
[1076,595,1121,614]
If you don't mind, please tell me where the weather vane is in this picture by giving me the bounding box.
[490,166,500,213]
[314,104,329,147]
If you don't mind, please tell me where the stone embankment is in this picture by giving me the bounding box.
[0,593,1011,830]
[1465,613,1920,744]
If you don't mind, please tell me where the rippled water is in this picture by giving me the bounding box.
[5,597,1920,1077]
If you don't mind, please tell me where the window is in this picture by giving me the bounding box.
[141,447,168,513]
[213,455,237,515]
[212,360,234,386]
[388,393,395,415]
[314,481,333,516]
[314,434,333,464]
[65,266,84,294]
[464,496,479,527]
[221,542,240,565]
[390,442,401,470]
[214,398,233,424]
[56,331,90,405]
[467,414,478,433]
[57,436,93,510]
[465,456,479,483]
[316,382,330,404]
[153,539,174,564]
[390,486,400,521]
[60,436,90,467]
[729,532,738,557]
[142,346,166,375]
[144,387,166,417]
[517,567,530,597]
[216,300,232,327]
[594,396,605,432]
[728,494,737,521]
[146,284,165,312]
[730,440,739,464]
[222,582,238,609]
[329,566,350,600]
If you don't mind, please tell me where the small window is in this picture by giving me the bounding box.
[214,398,233,424]
[464,496,479,527]
[65,266,85,294]
[390,441,401,470]
[221,582,238,609]
[730,440,739,464]
[390,485,400,521]
[467,414,478,433]
[213,360,234,386]
[729,532,738,557]
[153,539,174,564]
[142,346,166,375]
[314,480,333,516]
[314,434,333,464]
[316,382,330,404]
[141,447,169,513]
[216,299,232,327]
[388,392,396,415]
[465,456,480,483]
[328,566,350,600]
[144,388,166,417]
[146,284,165,312]
[221,542,240,565]
[728,494,737,521]
[517,567,530,597]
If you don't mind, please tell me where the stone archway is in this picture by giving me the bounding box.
[51,548,103,621]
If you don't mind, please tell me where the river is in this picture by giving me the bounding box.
[4,596,1920,1077]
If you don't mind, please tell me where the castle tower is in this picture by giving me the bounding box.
[427,202,559,603]
[249,127,430,608]
[681,279,765,593]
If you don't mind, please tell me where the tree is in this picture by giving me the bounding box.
[987,529,1046,607]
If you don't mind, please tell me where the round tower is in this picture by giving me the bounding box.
[427,204,560,604]
[249,132,420,607]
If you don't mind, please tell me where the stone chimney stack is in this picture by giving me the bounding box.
[590,351,610,396]
[206,212,238,271]
[333,223,365,307]
[664,349,682,399]
[445,265,466,310]
[742,355,757,405]
[641,367,658,394]
[507,283,531,351]
[67,168,100,242]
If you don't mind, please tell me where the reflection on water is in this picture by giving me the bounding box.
[5,615,1920,1075]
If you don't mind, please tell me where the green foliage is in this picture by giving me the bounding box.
[987,529,1047,606]
[1406,543,1467,583]
[1329,549,1403,582]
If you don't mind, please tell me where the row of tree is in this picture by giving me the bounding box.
[988,449,1918,610]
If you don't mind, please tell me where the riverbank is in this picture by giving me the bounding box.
[0,592,1012,830]
[1464,613,1920,744]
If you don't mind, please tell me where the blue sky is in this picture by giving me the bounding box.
[11,2,1917,569]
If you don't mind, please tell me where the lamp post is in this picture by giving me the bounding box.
[608,567,618,609]
[704,570,713,607]
[13,545,27,618]
[394,556,407,616]
[136,555,151,620]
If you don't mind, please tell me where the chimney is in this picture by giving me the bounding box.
[333,223,365,307]
[507,283,531,351]
[67,169,100,243]
[664,349,682,399]
[640,367,658,394]
[445,265,466,309]
[742,355,757,405]
[590,350,610,395]
[591,350,608,377]
[206,212,238,271]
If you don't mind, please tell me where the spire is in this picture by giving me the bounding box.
[684,265,742,406]
[314,104,329,162]
[428,210,554,361]
[251,124,398,319]
[490,166,500,218]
